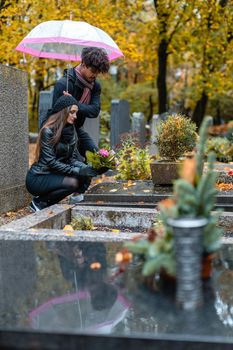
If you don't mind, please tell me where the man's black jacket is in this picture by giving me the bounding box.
[51,68,100,156]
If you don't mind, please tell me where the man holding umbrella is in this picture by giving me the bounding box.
[51,47,110,203]
[52,46,109,156]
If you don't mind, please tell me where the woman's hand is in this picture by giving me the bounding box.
[77,164,98,177]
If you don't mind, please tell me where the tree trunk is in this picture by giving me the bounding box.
[192,91,208,128]
[147,95,154,123]
[157,39,168,114]
[215,103,221,125]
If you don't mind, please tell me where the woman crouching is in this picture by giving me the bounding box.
[26,95,98,212]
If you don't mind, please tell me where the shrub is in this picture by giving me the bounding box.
[205,137,233,163]
[116,136,152,180]
[155,114,197,161]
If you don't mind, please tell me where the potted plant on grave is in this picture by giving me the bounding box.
[116,135,152,180]
[150,114,197,185]
[122,117,222,291]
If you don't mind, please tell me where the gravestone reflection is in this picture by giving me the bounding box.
[0,240,232,340]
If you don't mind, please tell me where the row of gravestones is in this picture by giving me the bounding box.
[39,90,162,151]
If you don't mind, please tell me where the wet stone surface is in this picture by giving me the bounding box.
[85,180,172,195]
[0,240,232,343]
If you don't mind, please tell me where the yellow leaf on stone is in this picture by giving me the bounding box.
[112,229,120,233]
[63,224,74,231]
[95,178,103,184]
[127,181,136,187]
[65,231,74,236]
[5,211,16,217]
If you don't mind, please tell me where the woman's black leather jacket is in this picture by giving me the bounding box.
[30,124,84,176]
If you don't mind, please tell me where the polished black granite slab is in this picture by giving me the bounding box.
[0,240,233,349]
[84,181,233,211]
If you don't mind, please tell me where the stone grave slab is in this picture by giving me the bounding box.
[1,202,233,238]
[0,239,231,349]
[0,204,156,234]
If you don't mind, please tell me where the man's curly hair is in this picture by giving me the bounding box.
[81,47,110,73]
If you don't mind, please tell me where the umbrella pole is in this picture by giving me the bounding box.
[74,271,83,329]
[66,67,69,93]
[66,62,72,93]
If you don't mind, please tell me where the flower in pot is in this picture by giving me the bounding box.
[86,148,117,174]
[151,114,197,185]
[124,116,222,308]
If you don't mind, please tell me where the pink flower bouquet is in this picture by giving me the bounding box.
[85,149,117,173]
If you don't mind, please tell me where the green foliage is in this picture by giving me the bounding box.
[155,114,197,161]
[71,215,94,231]
[116,136,152,180]
[120,81,157,120]
[205,137,233,163]
[125,225,176,277]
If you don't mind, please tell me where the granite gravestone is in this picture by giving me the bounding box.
[38,90,53,129]
[131,112,146,146]
[150,114,160,155]
[0,64,30,214]
[149,112,170,155]
[110,99,130,148]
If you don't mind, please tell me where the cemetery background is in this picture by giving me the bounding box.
[0,0,233,223]
[0,1,232,132]
[0,3,233,349]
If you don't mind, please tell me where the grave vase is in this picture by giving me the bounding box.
[167,217,208,310]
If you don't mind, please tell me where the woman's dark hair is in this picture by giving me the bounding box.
[81,47,110,73]
[34,106,71,163]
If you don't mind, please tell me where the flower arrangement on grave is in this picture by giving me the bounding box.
[86,148,117,172]
[121,116,222,278]
[150,114,198,185]
[116,135,152,180]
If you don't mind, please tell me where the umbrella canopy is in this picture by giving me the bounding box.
[16,20,123,61]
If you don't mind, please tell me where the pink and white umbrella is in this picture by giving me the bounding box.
[16,20,123,62]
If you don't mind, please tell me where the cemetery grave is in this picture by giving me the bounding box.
[1,64,233,349]
[83,179,233,212]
